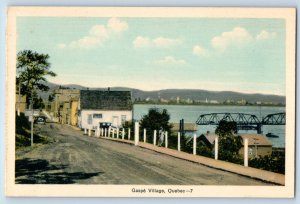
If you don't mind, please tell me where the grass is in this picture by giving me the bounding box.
[15,112,52,149]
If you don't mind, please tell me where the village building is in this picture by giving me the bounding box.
[198,133,272,159]
[78,90,132,130]
[15,91,27,114]
[238,134,272,158]
[170,123,197,133]
[48,88,80,123]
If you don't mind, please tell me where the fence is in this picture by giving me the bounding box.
[82,122,250,167]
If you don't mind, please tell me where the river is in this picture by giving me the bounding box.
[133,104,285,148]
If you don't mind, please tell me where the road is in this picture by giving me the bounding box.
[15,123,272,185]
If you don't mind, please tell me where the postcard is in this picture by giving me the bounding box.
[5,7,296,197]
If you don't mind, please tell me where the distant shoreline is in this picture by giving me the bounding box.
[133,102,286,108]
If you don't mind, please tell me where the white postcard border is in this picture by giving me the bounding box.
[5,6,296,198]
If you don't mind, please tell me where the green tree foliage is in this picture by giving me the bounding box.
[33,96,45,109]
[215,120,243,163]
[140,108,173,143]
[17,50,56,108]
[122,120,134,140]
[249,151,285,174]
[48,93,55,102]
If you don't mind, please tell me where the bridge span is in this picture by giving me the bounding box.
[195,112,285,134]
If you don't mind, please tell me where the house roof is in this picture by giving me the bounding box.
[239,134,272,146]
[199,133,272,147]
[80,90,132,110]
[204,134,218,144]
[171,123,197,132]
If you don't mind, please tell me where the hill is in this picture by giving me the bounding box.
[38,82,285,104]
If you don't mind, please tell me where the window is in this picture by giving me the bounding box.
[87,114,92,125]
[93,113,102,118]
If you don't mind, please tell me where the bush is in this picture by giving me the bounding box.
[249,151,285,174]
[140,108,173,143]
[197,145,214,158]
[122,120,134,140]
[15,112,51,148]
[16,112,30,135]
[215,120,243,164]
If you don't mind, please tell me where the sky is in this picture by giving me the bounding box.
[17,17,286,95]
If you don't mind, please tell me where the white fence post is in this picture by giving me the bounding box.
[178,132,181,151]
[88,129,91,136]
[153,130,157,146]
[193,134,197,155]
[165,131,168,148]
[128,128,131,140]
[122,128,125,140]
[215,136,218,160]
[244,138,249,167]
[84,128,87,135]
[108,127,111,137]
[134,122,139,146]
[112,129,115,138]
[117,128,119,139]
[104,128,107,137]
[143,129,146,143]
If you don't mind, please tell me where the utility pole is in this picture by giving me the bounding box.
[17,81,21,116]
[30,89,34,146]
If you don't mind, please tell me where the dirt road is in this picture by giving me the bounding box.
[15,123,272,185]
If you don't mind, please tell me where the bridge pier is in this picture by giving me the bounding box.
[257,124,262,134]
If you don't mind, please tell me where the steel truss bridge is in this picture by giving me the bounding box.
[195,112,285,134]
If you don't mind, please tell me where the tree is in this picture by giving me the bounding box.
[48,93,55,102]
[140,108,173,143]
[17,50,56,108]
[215,120,243,163]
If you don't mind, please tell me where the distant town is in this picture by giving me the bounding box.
[37,83,286,109]
[133,96,285,106]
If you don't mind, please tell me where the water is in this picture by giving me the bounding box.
[133,104,285,148]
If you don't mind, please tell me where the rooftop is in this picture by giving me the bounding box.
[80,90,132,110]
[199,133,272,146]
[171,123,197,132]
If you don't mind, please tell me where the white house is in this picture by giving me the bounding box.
[78,90,133,130]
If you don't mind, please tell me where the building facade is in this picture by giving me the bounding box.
[48,88,80,123]
[15,93,27,114]
[78,90,132,130]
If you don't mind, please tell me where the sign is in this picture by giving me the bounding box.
[25,109,40,117]
[28,116,33,122]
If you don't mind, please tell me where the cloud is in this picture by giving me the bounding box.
[107,17,128,32]
[193,45,210,57]
[156,56,186,65]
[256,30,277,40]
[192,27,277,57]
[133,36,151,48]
[89,25,109,38]
[152,37,181,48]
[57,18,128,49]
[69,36,104,49]
[211,27,253,52]
[133,36,181,48]
[56,43,66,49]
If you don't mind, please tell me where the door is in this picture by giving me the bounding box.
[112,116,119,127]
